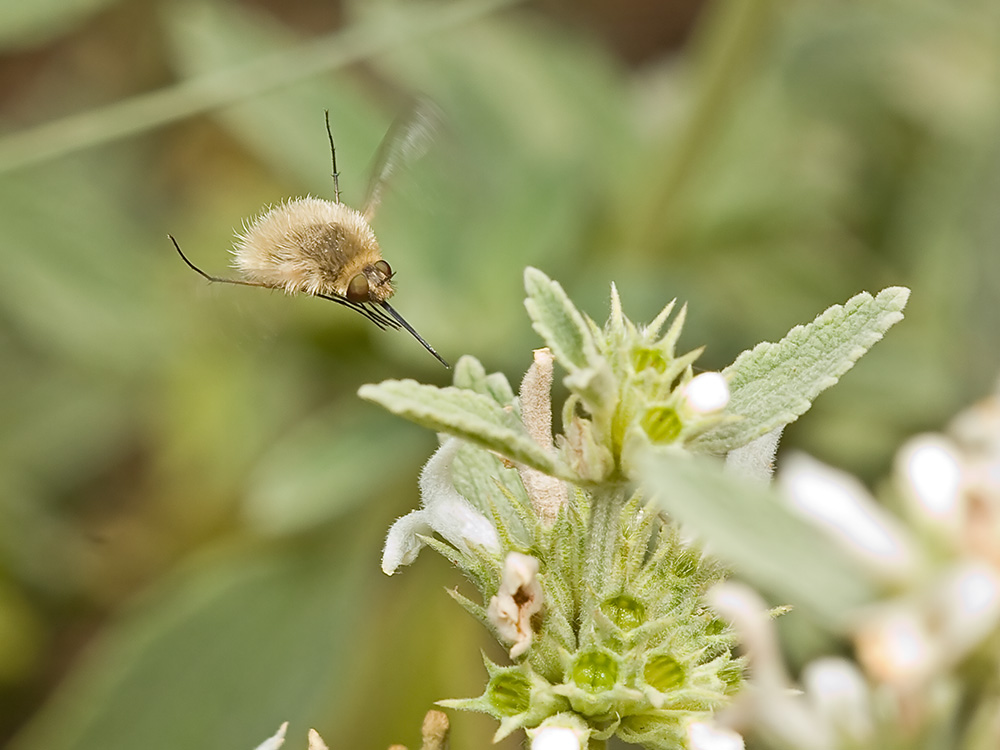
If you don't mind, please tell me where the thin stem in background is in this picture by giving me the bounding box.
[628,0,781,252]
[0,0,522,174]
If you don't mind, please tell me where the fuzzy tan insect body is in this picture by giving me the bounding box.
[170,105,448,367]
[234,197,392,302]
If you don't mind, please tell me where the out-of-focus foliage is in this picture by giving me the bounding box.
[0,0,118,50]
[0,0,997,748]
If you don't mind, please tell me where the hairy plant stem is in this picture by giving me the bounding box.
[583,486,629,601]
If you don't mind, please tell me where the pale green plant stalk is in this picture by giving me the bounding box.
[359,268,908,749]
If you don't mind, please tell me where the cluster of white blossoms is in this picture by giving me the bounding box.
[706,387,1000,749]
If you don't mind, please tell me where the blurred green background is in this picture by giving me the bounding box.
[0,0,998,748]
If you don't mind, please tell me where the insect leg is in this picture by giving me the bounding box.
[315,293,399,331]
[362,302,403,330]
[173,235,404,336]
[169,235,271,289]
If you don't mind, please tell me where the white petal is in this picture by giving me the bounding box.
[382,439,500,575]
[780,453,917,581]
[419,440,501,554]
[254,722,288,750]
[432,493,502,555]
[382,509,435,575]
[488,552,543,657]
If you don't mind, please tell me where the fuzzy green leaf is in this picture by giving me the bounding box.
[359,379,571,479]
[692,287,910,454]
[641,451,878,623]
[451,442,533,541]
[524,267,598,372]
[452,354,516,407]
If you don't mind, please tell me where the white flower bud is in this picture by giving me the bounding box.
[687,720,745,750]
[530,726,585,750]
[527,716,590,750]
[682,372,730,414]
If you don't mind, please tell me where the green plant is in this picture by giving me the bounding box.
[359,267,907,748]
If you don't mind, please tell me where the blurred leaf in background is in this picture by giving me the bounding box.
[0,0,998,748]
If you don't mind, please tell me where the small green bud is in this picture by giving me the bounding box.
[640,406,683,443]
[632,347,669,374]
[600,595,646,631]
[705,618,726,636]
[487,671,532,716]
[643,654,685,691]
[671,548,699,577]
[571,650,619,692]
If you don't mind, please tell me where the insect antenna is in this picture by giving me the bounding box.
[379,301,449,368]
[324,110,340,204]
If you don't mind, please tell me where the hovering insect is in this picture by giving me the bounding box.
[170,104,448,367]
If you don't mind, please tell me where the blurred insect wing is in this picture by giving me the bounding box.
[362,98,442,222]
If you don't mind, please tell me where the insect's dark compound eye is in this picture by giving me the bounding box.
[346,273,370,302]
[374,260,392,278]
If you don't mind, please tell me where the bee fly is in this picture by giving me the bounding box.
[170,105,448,367]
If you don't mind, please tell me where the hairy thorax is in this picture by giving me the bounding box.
[233,197,392,301]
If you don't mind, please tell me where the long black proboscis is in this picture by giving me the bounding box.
[380,301,449,368]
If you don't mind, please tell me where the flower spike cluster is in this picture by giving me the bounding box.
[359,268,908,749]
[718,388,1000,749]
